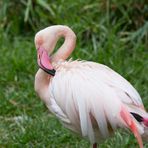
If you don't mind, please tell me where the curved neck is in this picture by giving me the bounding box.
[46,26,76,62]
[34,26,76,101]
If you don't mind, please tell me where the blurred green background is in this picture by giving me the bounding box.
[0,0,148,147]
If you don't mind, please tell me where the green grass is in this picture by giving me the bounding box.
[0,0,148,147]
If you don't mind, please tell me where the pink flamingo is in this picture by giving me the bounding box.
[34,25,148,148]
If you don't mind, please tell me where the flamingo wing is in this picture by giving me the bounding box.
[92,62,143,107]
[47,60,144,144]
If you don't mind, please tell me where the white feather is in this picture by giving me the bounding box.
[45,60,145,143]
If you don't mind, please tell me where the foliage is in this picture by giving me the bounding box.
[0,0,148,147]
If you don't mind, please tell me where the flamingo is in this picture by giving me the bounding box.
[34,25,148,148]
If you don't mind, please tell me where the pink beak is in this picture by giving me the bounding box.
[37,47,56,76]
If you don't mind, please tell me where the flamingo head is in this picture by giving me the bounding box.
[37,47,56,76]
[35,25,76,76]
[35,28,57,76]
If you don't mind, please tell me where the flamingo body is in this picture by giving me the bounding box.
[34,25,148,147]
[47,60,145,143]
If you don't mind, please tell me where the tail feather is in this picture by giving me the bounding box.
[130,112,148,127]
[120,106,143,148]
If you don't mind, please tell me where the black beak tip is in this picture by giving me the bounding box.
[47,69,56,76]
[40,66,56,76]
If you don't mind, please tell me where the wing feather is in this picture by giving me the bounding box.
[48,61,144,143]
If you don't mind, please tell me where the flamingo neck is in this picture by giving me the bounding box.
[35,69,51,102]
[34,26,76,99]
[49,25,76,62]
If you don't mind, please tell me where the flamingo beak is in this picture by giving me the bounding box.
[37,47,56,76]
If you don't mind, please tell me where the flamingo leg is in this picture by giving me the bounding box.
[93,143,97,148]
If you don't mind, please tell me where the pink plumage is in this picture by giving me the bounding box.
[34,25,148,148]
[143,118,148,127]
